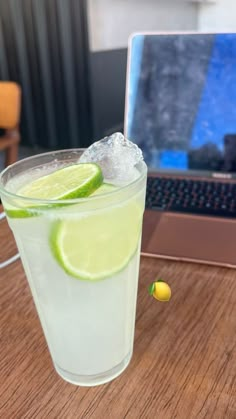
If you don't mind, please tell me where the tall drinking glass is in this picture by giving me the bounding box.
[0,150,147,386]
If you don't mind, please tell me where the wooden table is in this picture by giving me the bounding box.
[1,210,236,419]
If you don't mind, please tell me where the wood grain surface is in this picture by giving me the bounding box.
[0,210,236,419]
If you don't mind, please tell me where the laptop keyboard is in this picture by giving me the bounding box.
[146,177,236,218]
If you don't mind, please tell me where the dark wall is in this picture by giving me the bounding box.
[0,0,127,148]
[89,48,127,140]
[0,0,91,149]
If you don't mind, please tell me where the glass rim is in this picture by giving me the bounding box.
[0,148,147,205]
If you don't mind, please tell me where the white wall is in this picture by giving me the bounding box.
[198,0,236,31]
[87,0,198,51]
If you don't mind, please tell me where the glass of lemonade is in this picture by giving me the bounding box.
[0,140,147,386]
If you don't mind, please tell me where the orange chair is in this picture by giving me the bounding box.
[0,82,21,167]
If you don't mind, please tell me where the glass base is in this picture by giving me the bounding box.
[54,351,133,386]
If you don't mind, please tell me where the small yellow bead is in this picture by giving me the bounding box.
[153,281,171,301]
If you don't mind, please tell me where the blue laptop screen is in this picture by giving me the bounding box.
[126,33,236,173]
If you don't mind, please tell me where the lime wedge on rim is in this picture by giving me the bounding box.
[19,163,103,200]
[50,198,143,281]
[5,163,103,218]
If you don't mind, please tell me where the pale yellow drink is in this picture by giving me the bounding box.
[0,149,147,386]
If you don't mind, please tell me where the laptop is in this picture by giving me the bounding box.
[125,32,236,268]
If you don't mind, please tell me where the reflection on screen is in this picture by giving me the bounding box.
[126,33,236,173]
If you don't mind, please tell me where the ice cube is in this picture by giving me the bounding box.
[79,132,143,185]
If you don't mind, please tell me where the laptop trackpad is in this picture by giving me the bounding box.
[142,211,236,267]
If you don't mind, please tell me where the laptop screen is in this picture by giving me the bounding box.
[125,33,236,174]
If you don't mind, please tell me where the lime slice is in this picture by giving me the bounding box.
[50,198,143,281]
[19,163,103,200]
[5,163,103,218]
[5,207,37,218]
[91,183,116,196]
